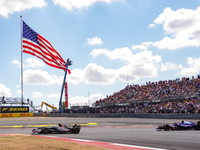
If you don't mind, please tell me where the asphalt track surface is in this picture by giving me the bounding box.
[0,117,200,150]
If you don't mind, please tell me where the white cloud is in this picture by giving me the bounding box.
[91,47,161,64]
[12,58,45,68]
[134,7,200,51]
[87,36,103,45]
[0,0,47,18]
[66,69,84,84]
[23,69,63,85]
[69,96,88,106]
[180,57,200,76]
[67,63,117,85]
[180,68,197,77]
[121,50,161,80]
[88,93,104,106]
[149,23,155,28]
[53,0,119,10]
[152,36,200,50]
[90,48,161,83]
[45,92,60,99]
[38,92,104,108]
[186,57,200,69]
[0,84,12,97]
[131,44,148,51]
[149,7,200,50]
[16,89,21,95]
[118,61,158,83]
[12,59,21,68]
[25,58,45,68]
[91,47,133,63]
[32,92,43,98]
[84,63,117,84]
[161,62,183,71]
[69,93,104,107]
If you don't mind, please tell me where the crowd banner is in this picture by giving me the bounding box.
[0,106,29,113]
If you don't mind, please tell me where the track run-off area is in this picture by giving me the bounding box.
[0,117,200,150]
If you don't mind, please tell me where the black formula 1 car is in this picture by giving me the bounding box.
[156,120,200,131]
[32,123,81,134]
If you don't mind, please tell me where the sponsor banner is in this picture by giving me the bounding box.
[19,113,33,117]
[1,113,13,117]
[0,113,33,118]
[0,106,29,113]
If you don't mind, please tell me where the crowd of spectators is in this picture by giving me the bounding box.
[98,98,200,114]
[95,75,200,114]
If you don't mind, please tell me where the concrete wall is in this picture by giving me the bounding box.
[41,113,200,119]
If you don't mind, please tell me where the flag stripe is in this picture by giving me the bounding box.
[23,40,65,70]
[22,21,66,71]
[22,38,65,68]
[37,35,66,66]
[38,35,66,67]
[23,46,65,70]
[39,35,63,59]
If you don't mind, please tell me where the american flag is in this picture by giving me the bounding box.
[22,21,67,71]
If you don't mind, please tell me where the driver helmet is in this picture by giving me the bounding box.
[58,123,62,127]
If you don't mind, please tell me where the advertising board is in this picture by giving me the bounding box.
[0,106,29,113]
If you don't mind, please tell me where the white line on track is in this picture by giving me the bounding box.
[71,138,169,150]
[112,143,168,150]
[72,138,94,142]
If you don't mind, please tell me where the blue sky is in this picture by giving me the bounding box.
[0,0,200,109]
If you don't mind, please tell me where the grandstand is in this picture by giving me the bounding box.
[94,76,200,114]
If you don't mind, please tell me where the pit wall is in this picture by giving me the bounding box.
[42,113,200,119]
[0,113,33,118]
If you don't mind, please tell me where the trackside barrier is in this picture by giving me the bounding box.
[43,113,200,119]
[0,113,33,118]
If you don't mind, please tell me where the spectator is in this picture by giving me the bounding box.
[95,75,200,114]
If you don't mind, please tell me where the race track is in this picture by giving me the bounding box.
[0,117,200,150]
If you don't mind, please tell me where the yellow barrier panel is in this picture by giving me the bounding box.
[0,113,33,118]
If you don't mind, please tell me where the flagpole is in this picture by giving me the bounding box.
[20,15,23,106]
[59,59,72,113]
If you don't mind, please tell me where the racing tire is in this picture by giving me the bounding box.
[195,125,200,130]
[197,121,200,125]
[43,127,49,134]
[164,124,171,131]
[73,127,80,134]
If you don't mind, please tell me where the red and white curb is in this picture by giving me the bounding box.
[36,135,168,150]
